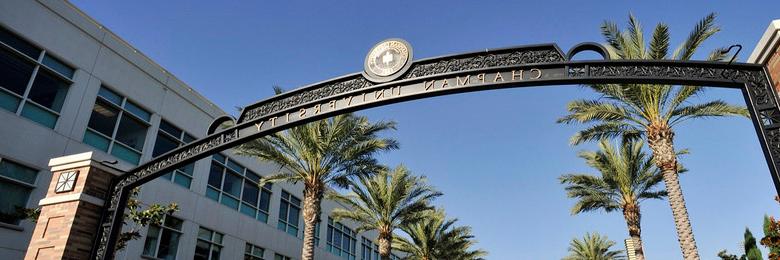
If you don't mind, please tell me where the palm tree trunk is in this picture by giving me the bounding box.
[623,202,645,260]
[647,123,700,260]
[301,181,324,260]
[378,231,393,260]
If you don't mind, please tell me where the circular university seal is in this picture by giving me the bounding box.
[363,39,413,82]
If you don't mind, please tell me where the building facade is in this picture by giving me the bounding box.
[0,1,397,259]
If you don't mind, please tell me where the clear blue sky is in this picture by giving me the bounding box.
[70,0,780,259]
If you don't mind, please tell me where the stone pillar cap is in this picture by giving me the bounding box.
[748,19,780,64]
[48,151,128,176]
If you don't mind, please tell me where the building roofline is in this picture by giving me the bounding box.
[748,20,780,64]
[52,0,228,118]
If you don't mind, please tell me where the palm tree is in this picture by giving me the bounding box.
[393,209,487,260]
[236,114,398,260]
[560,139,668,260]
[563,232,625,260]
[329,165,442,260]
[557,13,748,259]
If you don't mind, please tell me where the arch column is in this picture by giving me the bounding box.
[24,152,123,260]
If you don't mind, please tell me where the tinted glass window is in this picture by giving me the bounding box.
[0,160,37,184]
[153,133,179,157]
[114,115,147,150]
[208,164,223,187]
[242,182,259,205]
[27,70,68,111]
[97,87,122,105]
[124,101,150,122]
[0,26,41,58]
[222,172,242,197]
[259,190,271,210]
[87,100,119,136]
[42,54,74,78]
[159,120,182,138]
[0,48,34,95]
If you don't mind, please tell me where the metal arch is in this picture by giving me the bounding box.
[92,43,780,259]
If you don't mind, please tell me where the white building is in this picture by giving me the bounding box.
[0,1,397,259]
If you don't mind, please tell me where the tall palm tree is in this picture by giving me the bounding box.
[560,139,668,260]
[563,232,625,260]
[557,13,748,259]
[393,209,487,260]
[329,165,442,260]
[236,114,398,260]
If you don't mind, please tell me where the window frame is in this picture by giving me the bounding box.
[0,157,39,226]
[195,227,223,260]
[0,27,75,129]
[360,237,380,260]
[274,253,292,260]
[206,155,273,223]
[141,215,183,259]
[153,119,196,188]
[244,242,266,260]
[278,190,301,237]
[84,86,151,164]
[327,217,357,259]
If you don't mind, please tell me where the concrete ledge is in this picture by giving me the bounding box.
[0,222,24,232]
[748,20,780,64]
[38,192,105,207]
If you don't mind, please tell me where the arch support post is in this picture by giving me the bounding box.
[24,152,122,260]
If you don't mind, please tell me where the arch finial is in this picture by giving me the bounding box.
[207,115,236,135]
[567,42,611,60]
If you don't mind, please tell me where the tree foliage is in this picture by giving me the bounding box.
[762,197,780,260]
[563,232,624,260]
[393,209,487,260]
[560,139,666,215]
[717,228,763,260]
[236,113,398,260]
[329,165,442,258]
[116,187,179,251]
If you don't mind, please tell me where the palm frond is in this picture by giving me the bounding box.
[626,13,646,59]
[569,122,643,145]
[649,23,670,59]
[563,232,625,260]
[561,139,665,217]
[670,100,749,126]
[674,12,719,60]
[601,21,625,58]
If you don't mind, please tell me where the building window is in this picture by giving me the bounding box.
[142,215,183,260]
[83,86,151,164]
[274,254,292,260]
[0,26,74,129]
[0,158,37,225]
[244,243,265,260]
[327,218,357,259]
[153,119,196,188]
[278,190,301,237]
[195,227,223,260]
[207,154,272,223]
[360,237,380,260]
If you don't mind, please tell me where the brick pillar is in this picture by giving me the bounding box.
[768,48,780,92]
[24,152,122,260]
